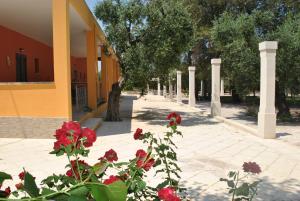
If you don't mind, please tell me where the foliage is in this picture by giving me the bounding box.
[94,0,194,91]
[220,162,262,201]
[0,113,184,200]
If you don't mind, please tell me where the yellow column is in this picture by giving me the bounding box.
[52,0,72,120]
[100,47,109,101]
[86,27,98,110]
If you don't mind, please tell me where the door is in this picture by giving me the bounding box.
[16,53,27,82]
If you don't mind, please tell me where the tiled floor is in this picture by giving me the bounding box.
[0,94,300,200]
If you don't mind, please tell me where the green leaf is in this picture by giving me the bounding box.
[89,181,127,201]
[227,180,235,188]
[235,183,250,197]
[106,181,127,201]
[24,172,40,197]
[0,171,12,185]
[68,195,87,201]
[69,186,89,197]
[90,184,109,201]
[41,188,56,196]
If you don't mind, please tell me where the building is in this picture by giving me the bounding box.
[0,0,120,138]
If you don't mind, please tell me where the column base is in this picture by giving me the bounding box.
[211,101,221,116]
[189,98,195,106]
[177,97,182,104]
[258,112,276,139]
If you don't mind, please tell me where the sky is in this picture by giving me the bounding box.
[85,0,99,12]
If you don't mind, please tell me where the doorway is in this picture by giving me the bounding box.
[16,53,27,82]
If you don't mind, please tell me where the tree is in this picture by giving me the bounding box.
[95,0,194,121]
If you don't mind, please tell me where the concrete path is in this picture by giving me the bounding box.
[0,93,300,200]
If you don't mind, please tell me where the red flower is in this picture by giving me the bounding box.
[136,159,144,168]
[167,112,177,120]
[15,183,23,190]
[143,158,155,171]
[243,162,261,174]
[4,187,11,197]
[103,149,118,162]
[66,160,90,179]
[158,187,180,201]
[81,128,96,147]
[53,135,72,150]
[136,158,155,171]
[103,175,120,185]
[167,112,181,127]
[62,121,82,137]
[175,115,181,124]
[134,128,143,140]
[18,171,25,180]
[53,121,84,151]
[169,121,175,127]
[136,149,147,159]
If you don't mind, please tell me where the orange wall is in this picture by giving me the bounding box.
[0,25,54,82]
[71,57,87,83]
[0,25,87,83]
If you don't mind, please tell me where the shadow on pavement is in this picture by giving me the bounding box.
[134,107,219,127]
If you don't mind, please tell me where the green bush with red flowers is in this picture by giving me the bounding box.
[0,112,262,201]
[0,112,183,201]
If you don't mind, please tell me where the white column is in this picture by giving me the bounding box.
[157,78,161,96]
[169,79,173,99]
[176,71,182,103]
[188,66,196,106]
[200,80,204,96]
[211,59,221,116]
[220,79,224,96]
[163,85,167,97]
[258,41,278,139]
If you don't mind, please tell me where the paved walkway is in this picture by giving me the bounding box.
[1,93,300,200]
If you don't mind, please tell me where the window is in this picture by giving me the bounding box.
[34,58,39,73]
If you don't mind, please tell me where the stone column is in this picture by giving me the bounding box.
[258,41,278,139]
[176,71,182,103]
[188,66,196,106]
[147,84,150,94]
[211,59,221,116]
[157,78,161,96]
[163,85,167,97]
[200,80,204,96]
[220,79,225,96]
[169,79,173,99]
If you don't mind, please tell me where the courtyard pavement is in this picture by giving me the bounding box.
[0,93,300,200]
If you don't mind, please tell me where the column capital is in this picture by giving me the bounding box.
[211,58,221,65]
[176,70,182,74]
[188,66,196,71]
[259,41,278,51]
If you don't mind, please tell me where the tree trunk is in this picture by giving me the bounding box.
[275,81,290,118]
[231,88,241,103]
[105,82,122,121]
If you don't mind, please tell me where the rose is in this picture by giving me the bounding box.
[167,112,181,127]
[18,171,25,180]
[81,128,96,147]
[136,157,155,171]
[15,183,23,190]
[61,121,82,137]
[103,175,120,185]
[133,128,143,140]
[136,149,147,159]
[243,162,261,174]
[158,187,180,201]
[99,149,118,162]
[66,160,90,179]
